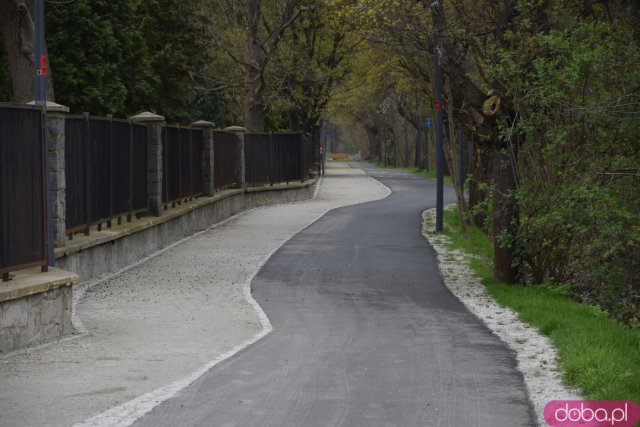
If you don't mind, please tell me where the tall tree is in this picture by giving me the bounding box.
[46,0,151,115]
[241,0,309,131]
[0,0,54,102]
[272,2,353,134]
[137,0,210,122]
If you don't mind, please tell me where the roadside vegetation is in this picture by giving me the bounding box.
[441,207,640,404]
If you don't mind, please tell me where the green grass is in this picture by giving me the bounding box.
[372,161,454,185]
[440,208,640,403]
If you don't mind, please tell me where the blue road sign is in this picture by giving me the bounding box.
[425,119,433,129]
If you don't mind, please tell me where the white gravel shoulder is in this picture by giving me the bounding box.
[0,163,389,427]
[422,205,583,426]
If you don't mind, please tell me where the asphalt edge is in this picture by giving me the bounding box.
[74,171,391,427]
[420,206,583,427]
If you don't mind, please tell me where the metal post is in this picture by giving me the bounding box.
[403,94,409,167]
[426,121,431,173]
[35,0,45,103]
[459,124,465,196]
[434,32,444,232]
[415,91,422,169]
[36,0,53,267]
[320,118,326,177]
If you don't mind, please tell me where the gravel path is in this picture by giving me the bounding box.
[0,163,389,427]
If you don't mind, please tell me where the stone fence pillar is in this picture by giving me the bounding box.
[42,102,69,248]
[224,126,246,189]
[192,120,215,197]
[130,112,165,216]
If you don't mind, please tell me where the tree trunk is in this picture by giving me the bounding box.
[468,139,493,228]
[492,138,519,283]
[0,0,54,103]
[244,0,265,132]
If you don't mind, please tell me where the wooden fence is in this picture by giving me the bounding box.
[1,107,317,278]
[65,114,148,237]
[213,130,237,191]
[162,125,203,206]
[245,132,313,187]
[0,105,48,280]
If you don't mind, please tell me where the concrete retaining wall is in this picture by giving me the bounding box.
[0,181,313,354]
[0,268,78,353]
[56,182,315,282]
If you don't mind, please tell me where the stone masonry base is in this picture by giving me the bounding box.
[0,268,79,353]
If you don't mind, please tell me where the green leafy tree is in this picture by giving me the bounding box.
[136,0,210,122]
[46,0,152,115]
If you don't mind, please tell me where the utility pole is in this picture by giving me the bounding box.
[426,118,432,173]
[35,0,53,267]
[35,0,46,103]
[415,91,422,169]
[320,118,326,177]
[433,31,444,232]
[403,94,409,167]
[459,123,465,195]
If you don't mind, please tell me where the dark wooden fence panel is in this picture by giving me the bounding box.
[65,116,148,235]
[213,131,237,191]
[111,121,131,217]
[272,133,303,182]
[245,133,272,186]
[163,126,203,205]
[0,105,47,278]
[163,126,180,203]
[302,133,313,179]
[244,132,312,186]
[65,118,88,233]
[88,118,111,224]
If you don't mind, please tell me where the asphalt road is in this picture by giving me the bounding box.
[134,164,535,427]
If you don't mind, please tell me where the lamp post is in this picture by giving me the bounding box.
[35,0,54,267]
[35,0,46,104]
[433,31,444,232]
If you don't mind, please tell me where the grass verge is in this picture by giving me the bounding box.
[441,208,640,404]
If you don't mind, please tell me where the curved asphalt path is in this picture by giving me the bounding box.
[134,163,535,427]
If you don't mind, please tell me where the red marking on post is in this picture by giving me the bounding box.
[435,99,441,112]
[40,55,46,76]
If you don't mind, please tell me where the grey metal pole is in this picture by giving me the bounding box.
[415,91,422,169]
[434,31,444,232]
[403,95,409,167]
[426,122,431,173]
[459,124,465,196]
[36,0,54,267]
[35,0,45,103]
[320,118,326,177]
